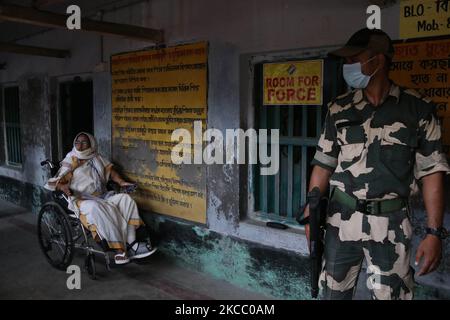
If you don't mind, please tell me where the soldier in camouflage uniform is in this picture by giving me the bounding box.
[304,28,450,300]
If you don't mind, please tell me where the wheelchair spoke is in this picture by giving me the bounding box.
[42,215,58,235]
[38,202,75,270]
[48,240,66,258]
[41,210,67,260]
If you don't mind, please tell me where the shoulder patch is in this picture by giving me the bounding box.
[328,90,356,115]
[403,88,432,103]
[403,88,422,98]
[334,90,355,104]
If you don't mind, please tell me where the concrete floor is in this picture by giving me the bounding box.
[2,197,448,300]
[0,199,272,300]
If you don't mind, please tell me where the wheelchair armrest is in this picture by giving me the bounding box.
[52,189,65,198]
[52,190,70,209]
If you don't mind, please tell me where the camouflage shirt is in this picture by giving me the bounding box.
[312,83,450,200]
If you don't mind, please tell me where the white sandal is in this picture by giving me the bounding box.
[128,242,157,260]
[114,252,130,265]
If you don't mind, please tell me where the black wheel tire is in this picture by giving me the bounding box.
[85,254,96,280]
[37,202,74,271]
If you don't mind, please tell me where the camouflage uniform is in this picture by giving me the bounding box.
[311,83,450,300]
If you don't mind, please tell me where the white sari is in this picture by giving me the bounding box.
[45,132,142,250]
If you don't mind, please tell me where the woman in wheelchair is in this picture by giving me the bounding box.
[44,132,157,265]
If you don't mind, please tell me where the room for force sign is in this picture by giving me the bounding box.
[263,60,323,106]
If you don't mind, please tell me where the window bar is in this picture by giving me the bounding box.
[11,123,16,164]
[5,107,14,164]
[6,94,11,164]
[9,115,16,163]
[4,88,22,165]
[11,126,14,164]
[274,106,280,215]
[18,97,22,164]
[12,125,16,164]
[301,107,308,205]
[12,114,17,164]
[279,136,317,146]
[317,104,322,137]
[287,106,294,218]
[6,125,11,164]
[6,92,11,163]
[293,146,301,220]
[260,106,268,214]
[16,125,22,164]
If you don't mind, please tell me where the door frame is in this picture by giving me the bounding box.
[55,73,93,161]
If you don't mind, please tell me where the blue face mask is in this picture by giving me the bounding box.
[342,56,379,89]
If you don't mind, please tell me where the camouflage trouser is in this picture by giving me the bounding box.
[318,199,415,300]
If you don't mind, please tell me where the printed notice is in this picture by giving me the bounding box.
[390,38,450,155]
[111,42,208,223]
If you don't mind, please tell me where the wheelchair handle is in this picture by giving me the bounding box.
[41,159,55,168]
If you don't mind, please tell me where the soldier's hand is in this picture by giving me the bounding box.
[305,224,310,249]
[415,235,442,276]
[303,206,310,251]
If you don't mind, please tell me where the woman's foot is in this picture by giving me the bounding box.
[114,251,130,265]
[128,242,157,260]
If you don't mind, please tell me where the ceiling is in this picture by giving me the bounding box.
[0,0,146,42]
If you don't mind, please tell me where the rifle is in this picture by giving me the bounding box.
[296,187,327,299]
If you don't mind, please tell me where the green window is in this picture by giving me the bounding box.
[3,86,22,166]
[253,57,344,225]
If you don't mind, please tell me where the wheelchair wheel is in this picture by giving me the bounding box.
[85,253,96,280]
[37,202,74,271]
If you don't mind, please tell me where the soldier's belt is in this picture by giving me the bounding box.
[331,188,407,215]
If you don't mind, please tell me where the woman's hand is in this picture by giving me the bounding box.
[119,181,138,193]
[118,181,133,187]
[111,168,132,187]
[58,182,72,196]
[110,168,137,192]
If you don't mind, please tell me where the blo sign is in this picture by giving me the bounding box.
[400,0,450,39]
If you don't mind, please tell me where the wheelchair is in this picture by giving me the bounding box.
[37,159,140,280]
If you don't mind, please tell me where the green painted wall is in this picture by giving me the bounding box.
[143,215,312,299]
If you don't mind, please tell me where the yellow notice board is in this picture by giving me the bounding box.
[390,38,450,155]
[400,0,450,39]
[111,42,207,223]
[263,60,323,106]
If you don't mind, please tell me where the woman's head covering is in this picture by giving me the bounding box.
[44,132,105,191]
[72,132,97,160]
